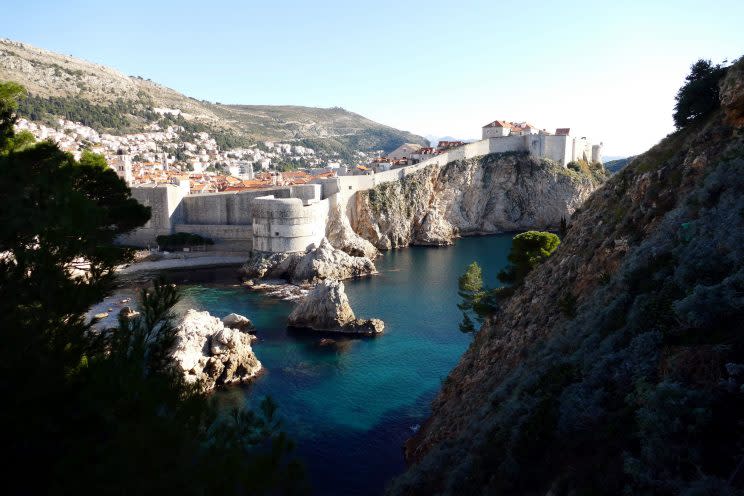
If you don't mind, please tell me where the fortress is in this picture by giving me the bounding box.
[480,120,602,165]
[120,123,601,254]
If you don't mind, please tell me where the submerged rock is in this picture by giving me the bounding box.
[172,309,262,391]
[243,280,309,301]
[241,237,376,284]
[287,279,384,336]
[91,312,109,322]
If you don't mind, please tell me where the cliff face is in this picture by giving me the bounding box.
[352,153,604,250]
[389,59,744,495]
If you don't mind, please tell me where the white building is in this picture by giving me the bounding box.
[387,143,423,160]
[480,120,601,167]
[109,153,133,185]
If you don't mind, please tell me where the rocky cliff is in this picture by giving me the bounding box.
[352,152,605,250]
[389,59,744,495]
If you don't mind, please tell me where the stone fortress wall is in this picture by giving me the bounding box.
[119,183,328,253]
[120,134,601,254]
[315,134,599,205]
[251,184,329,253]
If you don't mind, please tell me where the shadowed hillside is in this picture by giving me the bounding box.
[390,56,744,495]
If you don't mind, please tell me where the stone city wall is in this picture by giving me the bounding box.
[117,183,187,247]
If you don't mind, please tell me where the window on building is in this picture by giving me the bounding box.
[275,232,279,236]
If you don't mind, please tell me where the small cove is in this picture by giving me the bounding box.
[129,234,514,495]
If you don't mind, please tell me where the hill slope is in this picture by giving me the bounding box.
[0,38,427,154]
[390,57,744,495]
[604,155,635,174]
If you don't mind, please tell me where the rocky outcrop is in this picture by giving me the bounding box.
[287,280,384,335]
[171,309,262,391]
[353,152,604,249]
[222,313,253,331]
[241,237,376,284]
[243,280,309,301]
[389,57,744,495]
[720,57,744,126]
[326,201,379,258]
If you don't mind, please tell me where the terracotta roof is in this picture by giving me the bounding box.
[482,120,514,129]
[555,128,570,136]
[315,171,336,178]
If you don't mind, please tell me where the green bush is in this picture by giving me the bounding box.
[156,232,214,249]
[498,231,560,286]
[673,59,728,129]
[458,231,560,330]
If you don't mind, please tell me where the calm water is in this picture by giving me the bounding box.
[170,234,513,495]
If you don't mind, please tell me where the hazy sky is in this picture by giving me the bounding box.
[4,0,743,156]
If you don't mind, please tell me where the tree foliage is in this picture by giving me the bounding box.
[0,82,305,494]
[458,232,560,332]
[673,59,728,129]
[498,231,560,286]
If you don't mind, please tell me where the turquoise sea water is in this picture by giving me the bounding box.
[171,234,513,495]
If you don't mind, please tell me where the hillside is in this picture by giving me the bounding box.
[389,57,744,495]
[604,155,635,174]
[0,38,427,154]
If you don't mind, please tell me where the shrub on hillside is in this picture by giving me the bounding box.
[673,59,728,129]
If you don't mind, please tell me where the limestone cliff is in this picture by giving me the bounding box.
[326,201,379,259]
[389,58,744,495]
[352,152,604,249]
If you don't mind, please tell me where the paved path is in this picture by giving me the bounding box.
[118,253,248,274]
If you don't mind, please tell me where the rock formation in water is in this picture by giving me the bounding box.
[389,58,744,495]
[171,309,262,391]
[222,312,254,331]
[353,152,605,249]
[241,237,376,284]
[287,279,384,335]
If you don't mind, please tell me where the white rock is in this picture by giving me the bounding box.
[172,309,262,391]
[222,313,253,331]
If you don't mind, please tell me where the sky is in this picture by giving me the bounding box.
[3,0,743,156]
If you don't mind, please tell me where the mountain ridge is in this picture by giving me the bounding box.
[0,38,427,154]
